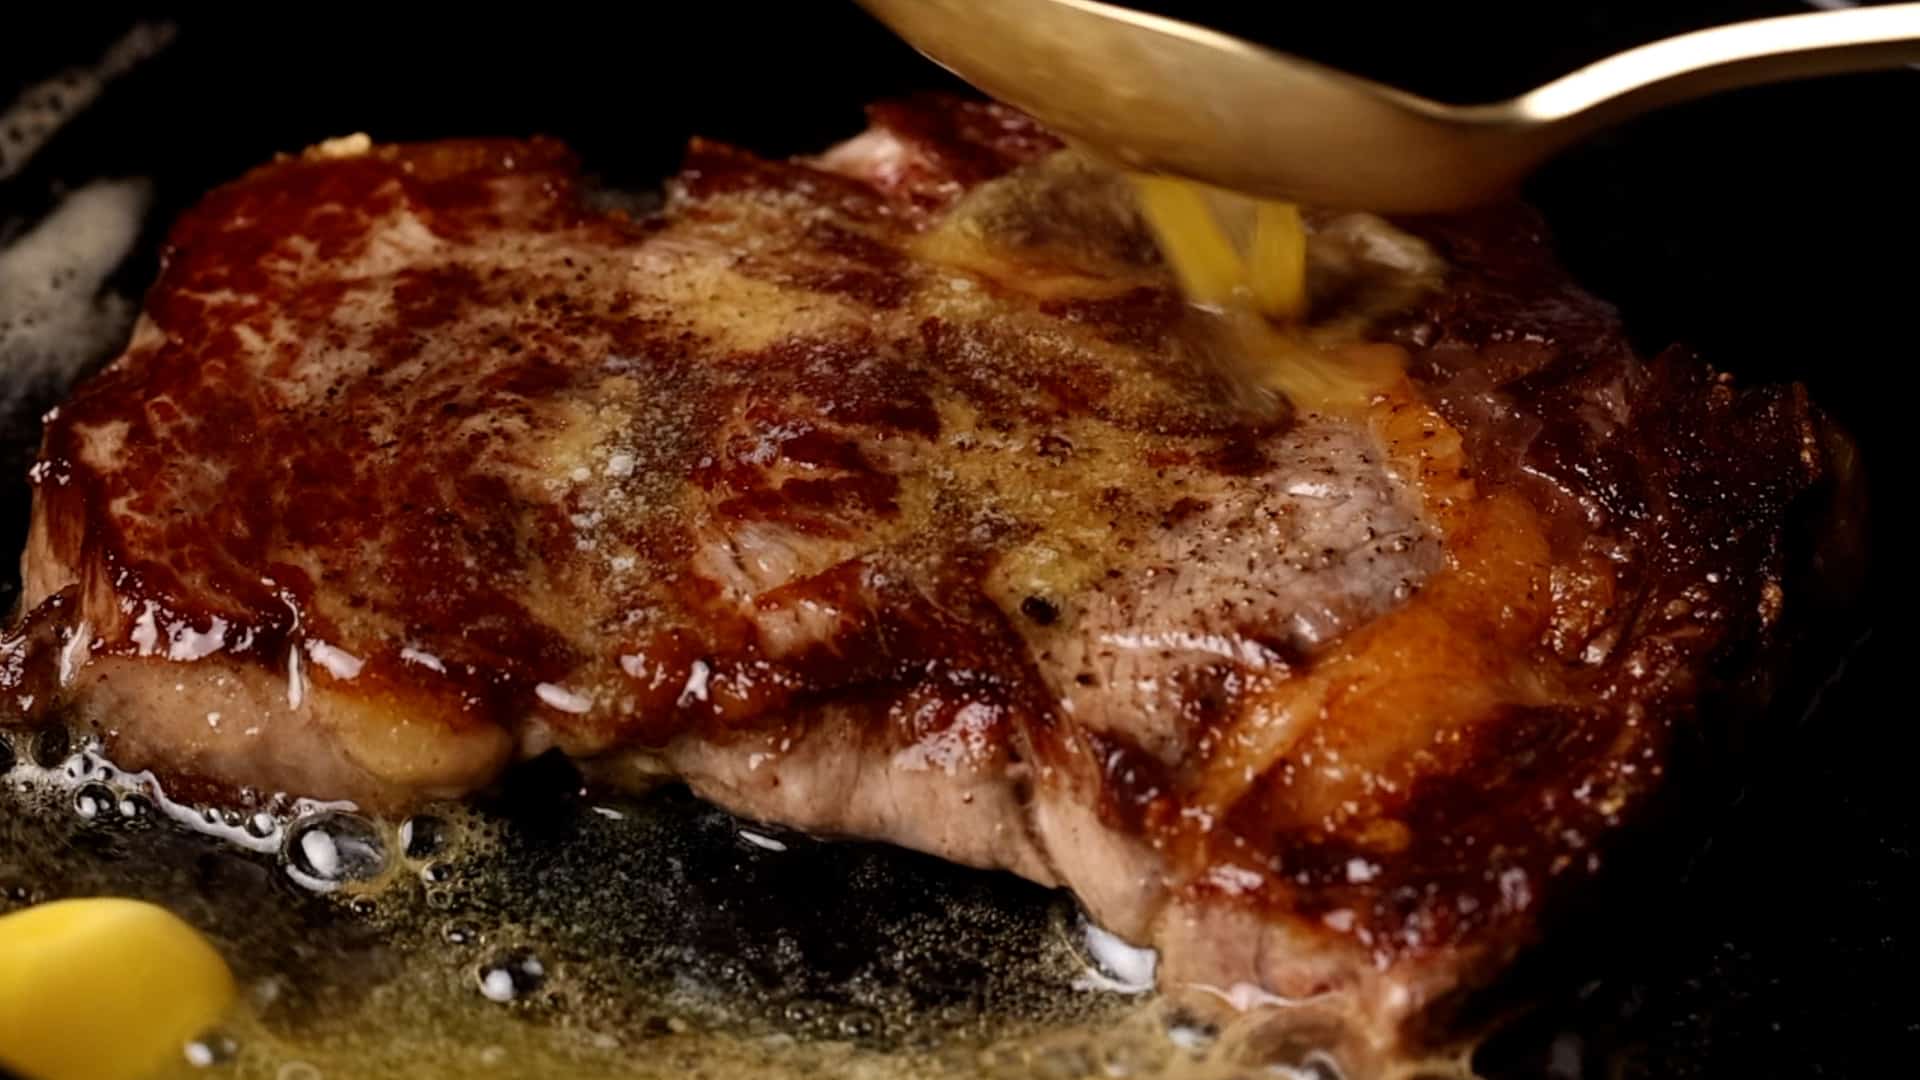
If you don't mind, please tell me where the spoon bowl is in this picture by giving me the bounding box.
[856,0,1920,211]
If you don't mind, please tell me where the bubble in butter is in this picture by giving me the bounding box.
[0,898,235,1080]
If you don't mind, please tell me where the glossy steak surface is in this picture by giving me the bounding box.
[0,97,1838,1045]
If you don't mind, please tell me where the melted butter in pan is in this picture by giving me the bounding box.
[0,740,1478,1079]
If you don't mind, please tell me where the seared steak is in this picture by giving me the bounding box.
[0,98,1843,1047]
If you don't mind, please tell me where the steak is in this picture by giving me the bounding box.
[0,98,1848,1049]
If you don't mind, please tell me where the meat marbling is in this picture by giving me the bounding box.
[0,98,1846,1048]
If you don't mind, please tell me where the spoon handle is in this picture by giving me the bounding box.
[1515,2,1920,127]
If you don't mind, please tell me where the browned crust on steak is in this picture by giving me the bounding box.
[1,95,1844,1047]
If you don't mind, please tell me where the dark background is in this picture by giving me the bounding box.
[2,2,1912,1075]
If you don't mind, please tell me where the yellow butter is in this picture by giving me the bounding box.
[1132,173,1400,411]
[1131,174,1310,323]
[1130,174,1249,307]
[1248,200,1308,322]
[0,898,235,1080]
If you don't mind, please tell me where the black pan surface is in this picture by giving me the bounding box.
[2,3,1911,1076]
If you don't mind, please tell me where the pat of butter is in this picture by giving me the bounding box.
[1132,174,1402,412]
[1130,174,1309,322]
[312,132,373,159]
[1248,200,1308,322]
[0,898,235,1080]
[1130,175,1250,308]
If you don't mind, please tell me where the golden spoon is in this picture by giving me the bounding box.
[856,0,1920,212]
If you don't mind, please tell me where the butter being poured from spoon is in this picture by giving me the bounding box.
[1129,174,1405,413]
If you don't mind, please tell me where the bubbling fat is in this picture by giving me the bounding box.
[0,23,172,420]
[0,730,1482,1080]
[0,23,174,183]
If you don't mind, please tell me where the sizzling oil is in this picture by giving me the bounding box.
[1,732,1484,1080]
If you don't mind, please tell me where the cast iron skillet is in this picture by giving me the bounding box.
[1,2,1910,1076]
